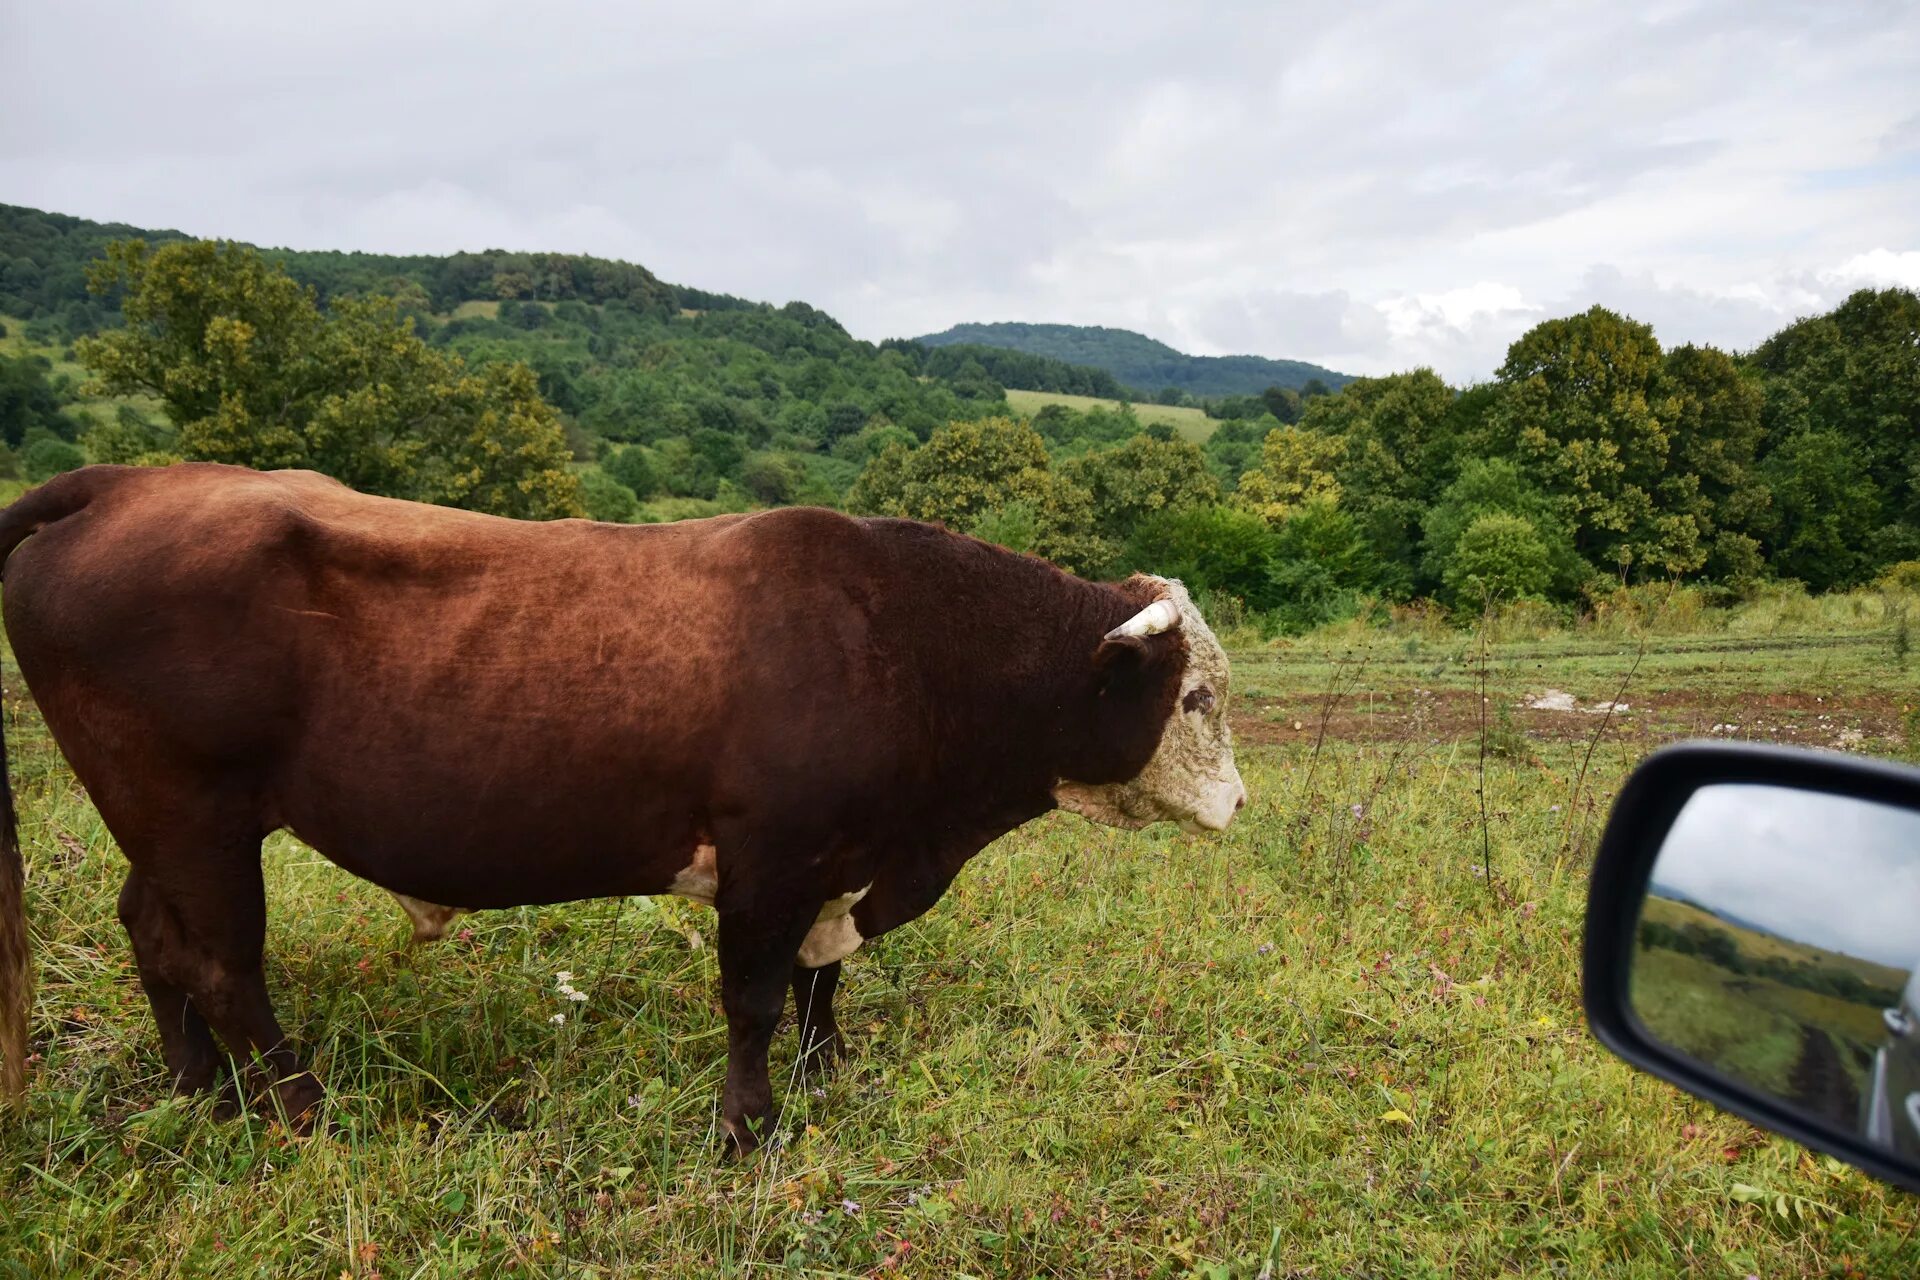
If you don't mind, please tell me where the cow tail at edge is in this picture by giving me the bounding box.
[0,646,24,1102]
[0,466,111,1102]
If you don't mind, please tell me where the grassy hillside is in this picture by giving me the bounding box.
[1633,894,1906,1130]
[1004,388,1215,442]
[5,612,1919,1275]
[1642,894,1909,991]
[916,321,1352,398]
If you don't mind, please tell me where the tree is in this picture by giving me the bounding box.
[22,435,86,483]
[1061,433,1219,541]
[1656,345,1770,581]
[1442,513,1554,608]
[75,239,582,519]
[81,404,176,466]
[0,353,72,447]
[1121,504,1279,608]
[603,444,660,499]
[740,452,805,505]
[1297,369,1456,595]
[1201,415,1277,491]
[1260,385,1302,424]
[1234,425,1345,522]
[1749,288,1920,566]
[1261,498,1389,631]
[1761,429,1882,590]
[579,468,641,523]
[1487,307,1676,576]
[1420,458,1587,599]
[846,416,1109,572]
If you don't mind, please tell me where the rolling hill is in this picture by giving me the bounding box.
[912,321,1352,399]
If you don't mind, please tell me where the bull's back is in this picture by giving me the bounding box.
[4,466,900,904]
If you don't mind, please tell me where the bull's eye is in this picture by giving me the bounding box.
[1182,686,1215,716]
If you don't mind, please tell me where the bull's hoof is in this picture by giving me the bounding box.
[720,1111,776,1160]
[266,1072,327,1135]
[795,1030,843,1075]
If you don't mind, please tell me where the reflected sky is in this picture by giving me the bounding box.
[1649,784,1920,969]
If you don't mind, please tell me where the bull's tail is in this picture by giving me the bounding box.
[0,466,115,1101]
[1,659,24,1100]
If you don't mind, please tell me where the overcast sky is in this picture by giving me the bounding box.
[4,1,1917,380]
[1652,783,1920,970]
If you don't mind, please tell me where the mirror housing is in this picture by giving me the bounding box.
[1584,741,1920,1194]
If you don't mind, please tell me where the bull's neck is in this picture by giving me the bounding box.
[917,558,1162,806]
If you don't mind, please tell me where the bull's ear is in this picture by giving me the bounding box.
[1092,632,1153,690]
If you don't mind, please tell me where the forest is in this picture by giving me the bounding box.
[914,320,1352,400]
[4,201,1919,633]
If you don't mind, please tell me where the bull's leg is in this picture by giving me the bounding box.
[126,840,324,1131]
[715,893,821,1156]
[791,960,842,1070]
[118,869,228,1102]
[387,892,470,945]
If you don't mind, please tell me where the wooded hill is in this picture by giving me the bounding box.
[6,202,1919,633]
[914,320,1353,399]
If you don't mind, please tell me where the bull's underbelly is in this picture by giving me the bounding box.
[383,839,872,966]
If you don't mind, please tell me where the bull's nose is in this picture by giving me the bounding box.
[1235,790,1247,812]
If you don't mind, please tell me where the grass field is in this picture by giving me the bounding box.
[1,314,167,431]
[1632,898,1904,1124]
[1004,389,1216,443]
[4,609,1920,1276]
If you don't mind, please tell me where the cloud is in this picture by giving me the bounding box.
[1653,783,1920,970]
[1828,249,1920,291]
[1,1,1915,381]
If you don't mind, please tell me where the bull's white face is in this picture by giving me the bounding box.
[1053,580,1247,833]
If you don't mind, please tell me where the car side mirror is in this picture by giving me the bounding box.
[1583,742,1920,1193]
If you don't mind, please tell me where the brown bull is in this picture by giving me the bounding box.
[0,463,1243,1150]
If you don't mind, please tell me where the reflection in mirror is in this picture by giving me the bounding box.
[1631,784,1920,1161]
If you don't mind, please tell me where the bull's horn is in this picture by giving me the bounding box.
[1104,598,1181,640]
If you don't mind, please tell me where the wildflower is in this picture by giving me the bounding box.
[841,1198,862,1215]
[566,988,587,1002]
[555,971,574,985]
[811,1087,827,1098]
[1350,803,1364,818]
[550,1013,566,1025]
[1256,942,1275,956]
[626,1094,645,1109]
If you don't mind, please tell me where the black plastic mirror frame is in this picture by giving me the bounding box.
[1584,739,1920,1194]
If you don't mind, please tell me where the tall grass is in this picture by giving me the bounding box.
[2,630,1917,1276]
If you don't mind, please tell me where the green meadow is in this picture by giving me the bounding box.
[3,604,1919,1277]
[1002,389,1216,443]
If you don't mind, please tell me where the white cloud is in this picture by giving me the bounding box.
[1,0,1915,382]
[1653,783,1920,970]
[1828,249,1920,291]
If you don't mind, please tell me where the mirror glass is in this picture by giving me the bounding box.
[1632,783,1920,1161]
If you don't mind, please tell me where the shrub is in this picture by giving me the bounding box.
[1878,560,1920,593]
[1122,504,1279,609]
[1421,457,1585,599]
[1443,512,1552,609]
[969,502,1040,555]
[23,436,87,484]
[601,445,659,498]
[740,452,805,506]
[578,469,640,523]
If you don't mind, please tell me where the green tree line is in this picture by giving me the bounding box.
[6,216,1917,635]
[1639,918,1902,1008]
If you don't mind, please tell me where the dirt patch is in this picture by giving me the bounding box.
[1232,687,1909,749]
[1788,1025,1861,1132]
